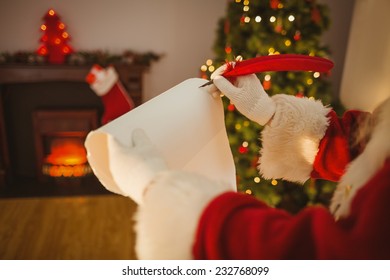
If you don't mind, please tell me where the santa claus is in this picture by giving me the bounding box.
[106,63,390,259]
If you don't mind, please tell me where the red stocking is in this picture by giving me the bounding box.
[86,64,135,124]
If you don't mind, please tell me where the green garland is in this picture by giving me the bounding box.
[0,50,161,67]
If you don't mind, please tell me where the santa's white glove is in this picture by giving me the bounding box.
[107,129,168,205]
[208,64,276,126]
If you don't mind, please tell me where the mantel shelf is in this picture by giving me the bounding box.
[0,63,147,84]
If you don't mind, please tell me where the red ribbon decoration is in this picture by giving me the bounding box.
[222,54,334,78]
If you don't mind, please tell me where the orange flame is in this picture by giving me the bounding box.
[43,139,91,177]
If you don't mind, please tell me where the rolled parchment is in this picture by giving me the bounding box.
[84,78,236,197]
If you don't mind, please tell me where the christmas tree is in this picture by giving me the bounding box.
[36,9,73,64]
[201,0,337,213]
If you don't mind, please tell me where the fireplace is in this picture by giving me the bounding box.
[0,63,146,197]
[33,110,97,181]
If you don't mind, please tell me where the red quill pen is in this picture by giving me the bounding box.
[200,54,334,87]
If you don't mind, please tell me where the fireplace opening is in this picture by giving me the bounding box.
[32,109,97,182]
[42,134,92,178]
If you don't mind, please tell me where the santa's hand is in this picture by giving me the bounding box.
[207,64,229,98]
[208,68,276,126]
[107,129,168,204]
[207,56,242,98]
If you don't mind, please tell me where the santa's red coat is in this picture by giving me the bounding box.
[193,110,390,259]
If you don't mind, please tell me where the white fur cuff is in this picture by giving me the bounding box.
[259,94,331,183]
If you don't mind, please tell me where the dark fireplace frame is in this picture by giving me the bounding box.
[33,109,98,181]
[0,63,147,192]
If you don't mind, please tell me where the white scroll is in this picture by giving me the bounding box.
[84,78,236,197]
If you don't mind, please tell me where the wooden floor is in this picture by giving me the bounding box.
[0,194,138,259]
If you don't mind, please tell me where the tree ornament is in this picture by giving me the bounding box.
[293,30,302,41]
[262,80,271,90]
[263,76,272,90]
[225,45,232,54]
[238,145,249,154]
[270,0,280,10]
[227,103,236,111]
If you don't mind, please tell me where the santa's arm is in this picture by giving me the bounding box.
[258,94,331,183]
[104,129,233,259]
[106,73,370,259]
[211,71,367,183]
[132,100,355,260]
[258,96,368,182]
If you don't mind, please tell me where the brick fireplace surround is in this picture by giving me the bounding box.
[0,63,146,197]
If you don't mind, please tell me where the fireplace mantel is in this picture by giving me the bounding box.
[0,64,91,84]
[0,63,148,189]
[0,63,147,106]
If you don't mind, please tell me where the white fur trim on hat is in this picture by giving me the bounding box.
[259,94,331,183]
[134,170,231,260]
[90,66,118,96]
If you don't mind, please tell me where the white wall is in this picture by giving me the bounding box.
[0,0,227,101]
[0,0,354,101]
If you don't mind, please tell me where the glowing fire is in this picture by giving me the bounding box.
[42,138,91,177]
